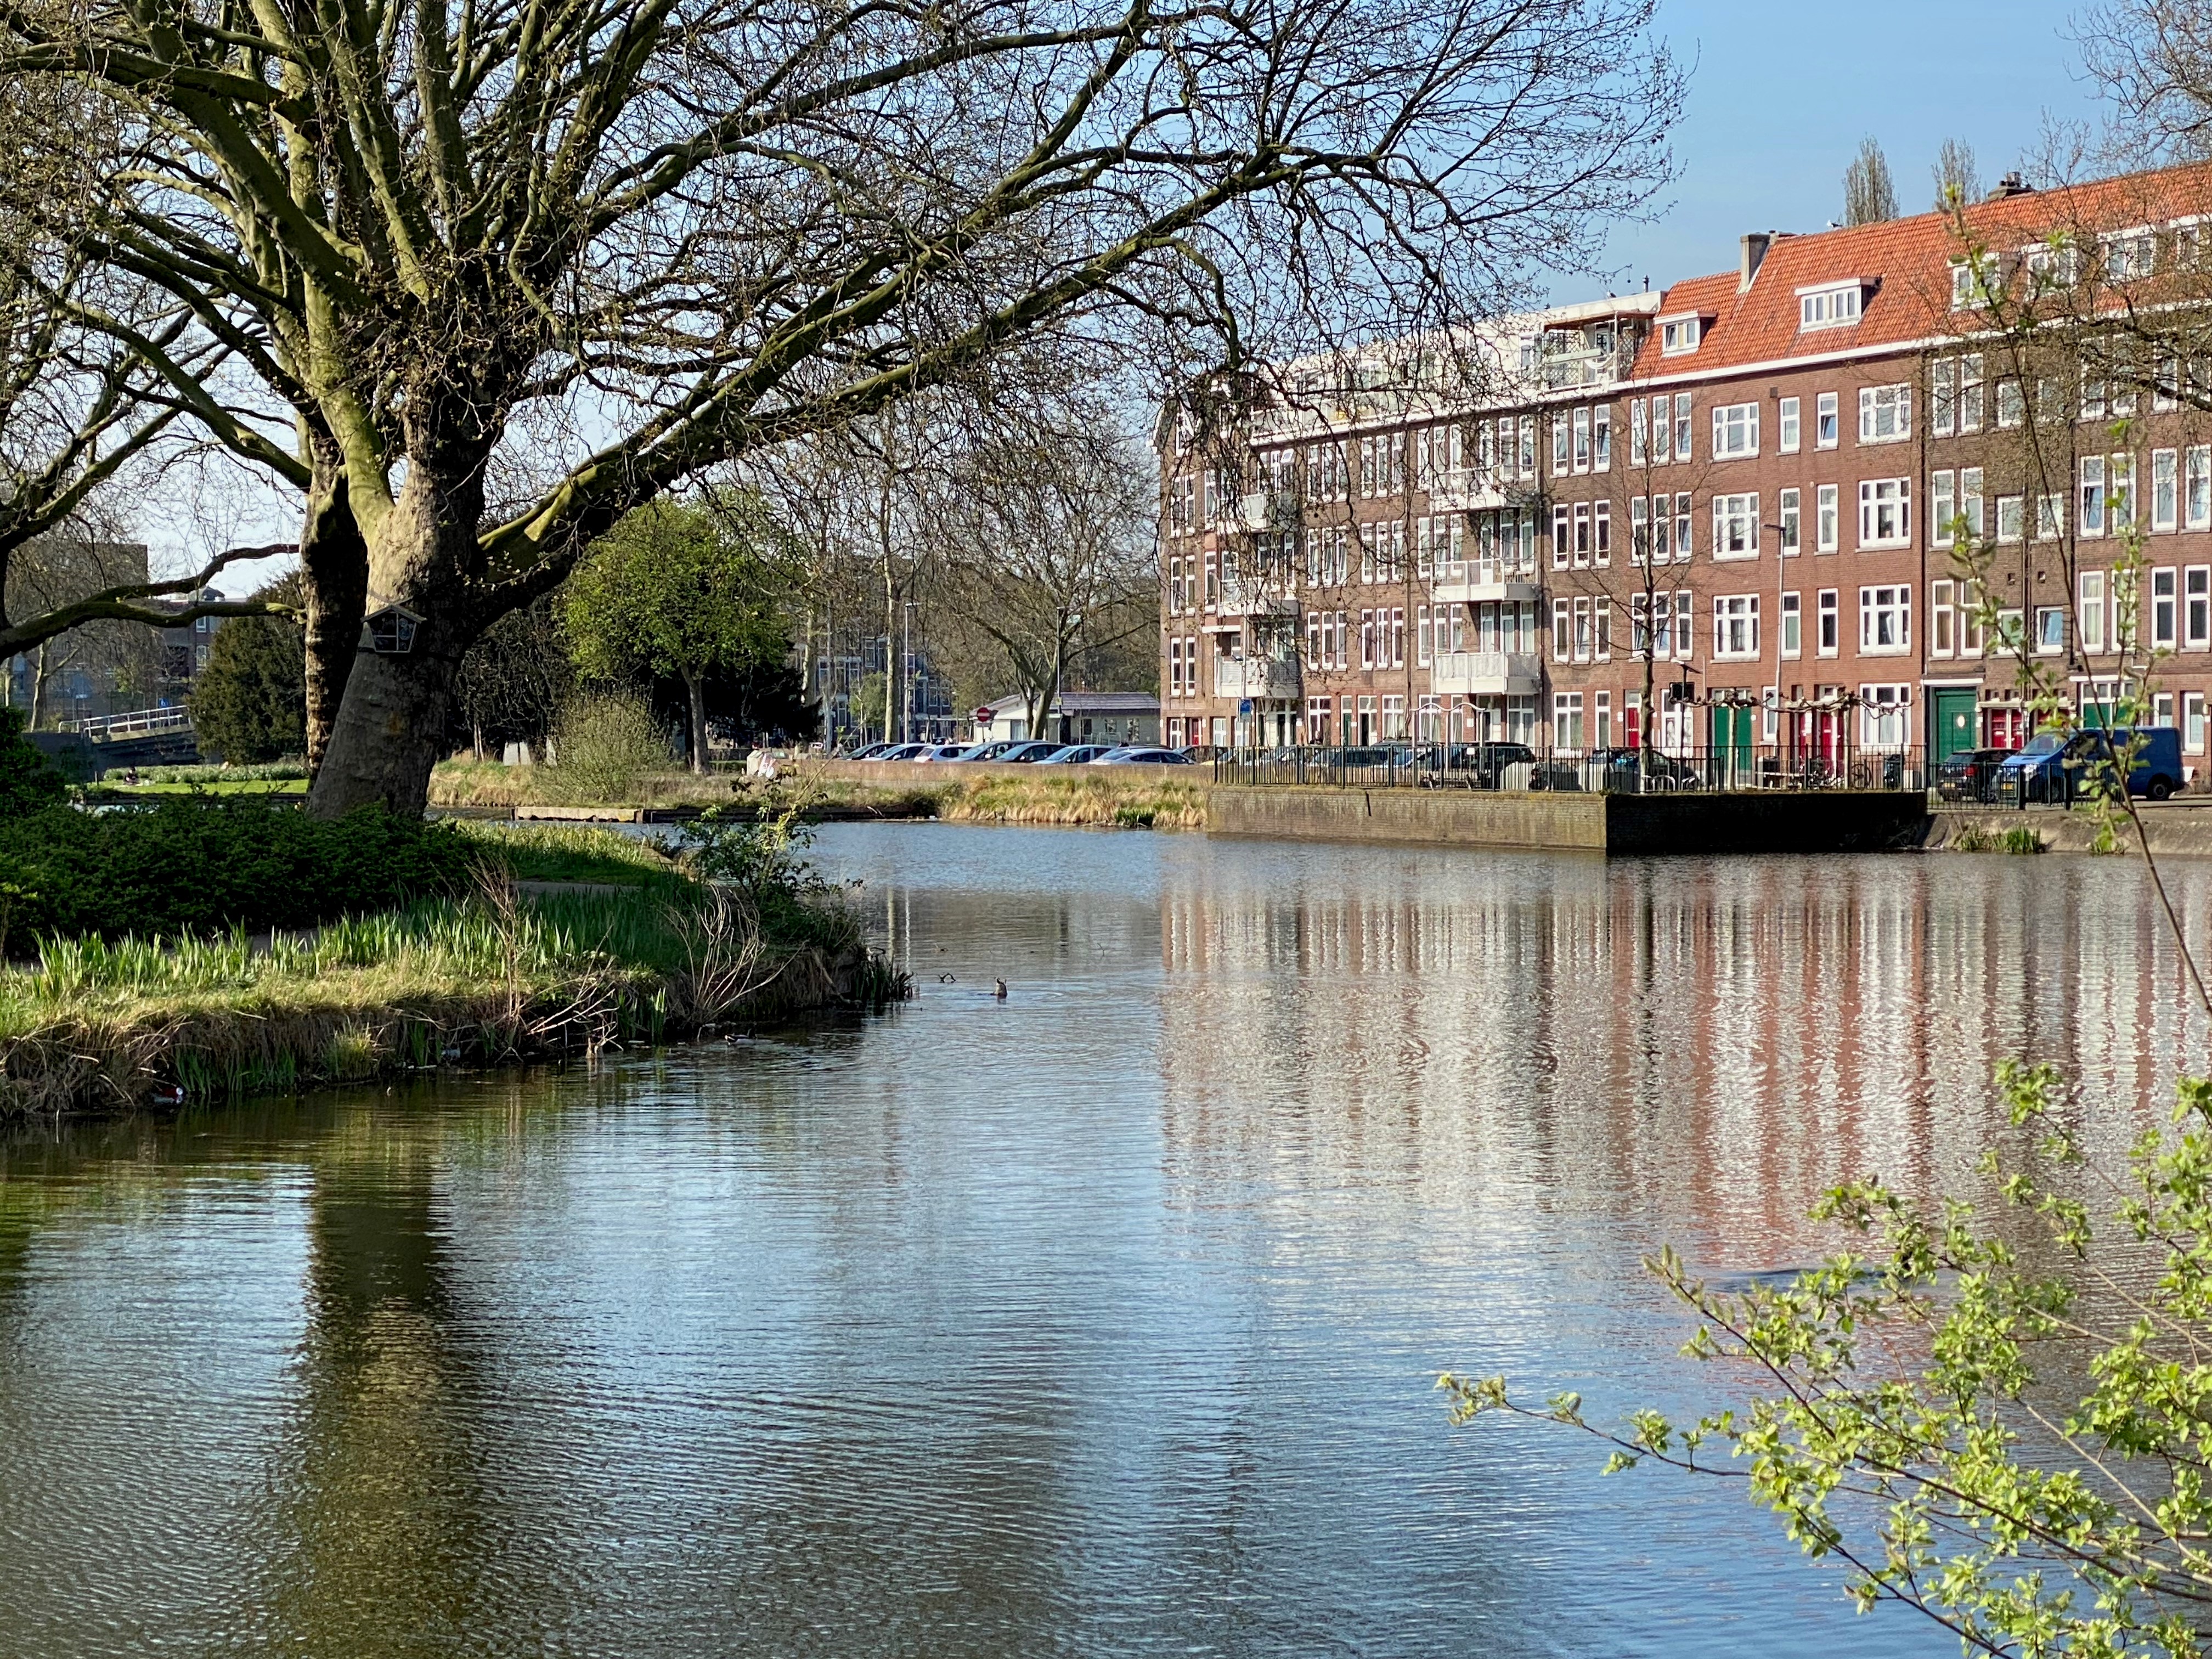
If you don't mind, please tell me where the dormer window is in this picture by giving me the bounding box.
[1659,314,1701,356]
[1797,281,1864,330]
[2105,227,2155,281]
[1951,254,2000,310]
[2025,241,2079,292]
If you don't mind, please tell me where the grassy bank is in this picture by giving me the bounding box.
[0,820,901,1118]
[929,772,1208,829]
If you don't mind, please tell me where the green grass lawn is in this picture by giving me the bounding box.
[452,820,683,887]
[103,779,311,796]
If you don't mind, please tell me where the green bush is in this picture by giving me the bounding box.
[0,799,478,945]
[125,761,310,784]
[545,692,671,803]
[0,708,67,821]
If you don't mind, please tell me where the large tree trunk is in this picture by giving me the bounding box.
[303,467,477,819]
[298,438,370,774]
[685,669,708,775]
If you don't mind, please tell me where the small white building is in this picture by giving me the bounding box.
[973,691,1160,747]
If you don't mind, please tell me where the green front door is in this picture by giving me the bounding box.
[1931,689,1978,763]
[1712,704,1754,781]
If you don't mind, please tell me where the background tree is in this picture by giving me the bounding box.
[452,598,573,763]
[187,575,306,763]
[1844,137,1900,224]
[562,501,794,773]
[0,0,1682,817]
[1932,137,1983,208]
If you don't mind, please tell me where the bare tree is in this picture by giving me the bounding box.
[1933,138,1983,209]
[0,0,1683,815]
[2076,0,2212,161]
[1844,137,1900,225]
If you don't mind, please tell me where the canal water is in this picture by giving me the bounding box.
[2,824,2208,1658]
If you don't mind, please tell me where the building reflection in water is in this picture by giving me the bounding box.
[1153,848,2212,1265]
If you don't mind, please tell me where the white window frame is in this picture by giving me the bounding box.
[1780,590,1802,658]
[1712,594,1761,660]
[1797,282,1864,330]
[1712,492,1760,560]
[1857,478,1911,549]
[1779,487,1801,555]
[1779,396,1801,453]
[1711,402,1759,459]
[1816,589,1839,657]
[2154,447,2180,532]
[1660,314,1701,356]
[1816,483,1839,553]
[1815,392,1839,449]
[1858,585,1911,656]
[1858,383,1911,443]
[2080,569,2107,654]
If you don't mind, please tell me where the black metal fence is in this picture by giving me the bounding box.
[1211,744,1932,794]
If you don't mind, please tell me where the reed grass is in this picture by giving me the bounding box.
[939,772,1209,830]
[0,873,896,1118]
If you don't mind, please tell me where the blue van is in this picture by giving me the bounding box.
[1995,726,2185,805]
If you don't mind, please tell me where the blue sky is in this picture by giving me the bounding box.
[1568,0,2099,300]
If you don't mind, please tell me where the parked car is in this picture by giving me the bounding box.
[1036,744,1111,764]
[846,742,894,759]
[995,741,1065,763]
[911,743,974,762]
[1460,741,1538,788]
[1996,726,2184,804]
[874,742,931,761]
[1088,747,1193,765]
[958,741,1024,761]
[1934,747,2010,804]
[1578,747,1703,792]
[1179,744,1229,761]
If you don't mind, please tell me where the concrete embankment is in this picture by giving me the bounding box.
[1206,785,1930,855]
[1927,799,2212,856]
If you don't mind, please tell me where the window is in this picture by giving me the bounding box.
[1673,393,1693,461]
[1712,493,1759,558]
[1779,396,1801,453]
[1361,609,1375,668]
[1554,692,1585,750]
[1858,478,1910,548]
[1674,492,1694,562]
[1781,591,1802,657]
[1779,487,1801,555]
[2038,494,2064,541]
[1519,415,1536,478]
[1858,383,1911,442]
[1951,253,1999,308]
[1932,470,1955,546]
[1816,483,1839,552]
[1593,404,1611,470]
[1629,399,1647,465]
[1713,595,1760,659]
[2080,455,2107,537]
[1551,503,1570,570]
[1815,392,1839,448]
[1712,402,1759,458]
[2154,567,2179,649]
[1573,501,1591,567]
[1673,591,1694,658]
[2188,692,2208,755]
[1650,496,1672,563]
[1932,359,1956,436]
[2155,448,2181,531]
[1573,407,1592,471]
[1960,581,1985,656]
[1818,589,1839,656]
[1799,283,1863,329]
[1996,494,2024,543]
[2036,607,2067,655]
[1417,603,1432,667]
[1572,596,1592,661]
[1551,598,1570,661]
[1959,354,1985,431]
[1552,412,1570,475]
[2081,570,2107,654]
[2190,447,2212,530]
[1630,495,1650,563]
[2113,453,2136,530]
[2188,566,2210,649]
[1661,315,1701,354]
[1593,500,1611,565]
[1651,397,1672,464]
[2106,227,2156,280]
[1932,579,1955,657]
[1859,585,1911,653]
[1860,685,1912,749]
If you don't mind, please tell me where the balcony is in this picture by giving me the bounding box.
[1430,650,1543,696]
[1431,562,1541,606]
[1216,577,1299,618]
[1235,489,1301,533]
[1214,656,1302,702]
[1424,470,1509,515]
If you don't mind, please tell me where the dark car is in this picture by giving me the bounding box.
[996,741,1065,763]
[1462,741,1538,788]
[1934,747,2009,804]
[1579,746,1703,792]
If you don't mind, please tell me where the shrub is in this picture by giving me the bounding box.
[188,575,307,763]
[0,799,478,945]
[0,708,68,821]
[545,692,671,803]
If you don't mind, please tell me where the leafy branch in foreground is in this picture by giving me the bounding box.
[1446,1061,2212,1657]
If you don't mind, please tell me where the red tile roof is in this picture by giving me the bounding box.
[1627,159,2212,381]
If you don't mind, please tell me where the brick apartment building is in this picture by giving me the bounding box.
[1159,159,2212,774]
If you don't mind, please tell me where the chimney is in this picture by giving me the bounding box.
[1990,172,2034,199]
[1739,232,1772,292]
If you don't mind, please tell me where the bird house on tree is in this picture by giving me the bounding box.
[362,604,422,653]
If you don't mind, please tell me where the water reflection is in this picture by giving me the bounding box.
[0,827,2205,1657]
